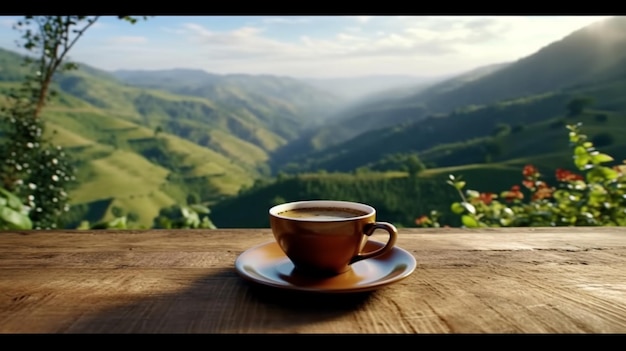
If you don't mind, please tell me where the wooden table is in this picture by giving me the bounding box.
[1,227,625,333]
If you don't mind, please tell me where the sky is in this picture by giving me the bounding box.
[0,15,616,79]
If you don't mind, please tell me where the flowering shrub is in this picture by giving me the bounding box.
[416,123,626,228]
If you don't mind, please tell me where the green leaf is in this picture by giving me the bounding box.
[461,202,476,215]
[180,206,192,218]
[189,204,211,214]
[0,187,24,210]
[574,155,590,170]
[0,206,32,230]
[574,146,587,156]
[503,207,514,217]
[454,181,466,190]
[107,216,127,229]
[588,185,607,198]
[600,166,619,179]
[185,212,200,228]
[76,221,91,230]
[201,217,217,229]
[588,166,619,182]
[591,153,614,164]
[461,215,479,228]
[450,202,465,215]
[499,218,512,226]
[466,190,479,198]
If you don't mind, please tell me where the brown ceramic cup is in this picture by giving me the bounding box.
[269,200,398,276]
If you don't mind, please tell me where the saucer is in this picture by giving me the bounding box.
[235,240,416,294]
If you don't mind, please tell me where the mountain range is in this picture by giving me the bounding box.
[268,17,626,173]
[1,16,626,229]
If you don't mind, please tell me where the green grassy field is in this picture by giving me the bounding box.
[70,149,175,227]
[204,129,269,168]
[18,84,263,229]
[3,29,626,230]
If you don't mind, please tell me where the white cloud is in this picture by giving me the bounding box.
[19,15,615,79]
[182,23,213,37]
[106,36,148,45]
[159,26,186,35]
[344,26,362,33]
[335,33,364,42]
[183,23,311,60]
[260,17,311,25]
[154,17,583,76]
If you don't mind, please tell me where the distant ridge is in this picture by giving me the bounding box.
[270,16,626,173]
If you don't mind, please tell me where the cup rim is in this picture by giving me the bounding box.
[269,200,375,221]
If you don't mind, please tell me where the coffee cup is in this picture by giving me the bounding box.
[269,200,398,276]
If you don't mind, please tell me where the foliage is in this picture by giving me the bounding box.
[284,93,573,174]
[211,172,459,228]
[73,202,218,230]
[416,123,626,228]
[78,216,128,230]
[0,186,32,230]
[364,153,425,174]
[0,16,146,229]
[153,204,217,229]
[2,17,626,230]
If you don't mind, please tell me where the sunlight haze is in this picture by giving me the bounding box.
[0,15,615,79]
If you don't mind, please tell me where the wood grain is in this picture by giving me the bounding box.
[0,227,625,333]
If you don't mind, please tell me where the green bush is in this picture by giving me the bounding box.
[416,123,626,227]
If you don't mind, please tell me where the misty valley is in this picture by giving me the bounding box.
[1,17,626,229]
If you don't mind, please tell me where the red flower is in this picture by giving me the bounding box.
[555,168,584,182]
[415,215,430,226]
[502,185,524,202]
[478,192,496,205]
[532,181,554,200]
[523,164,539,178]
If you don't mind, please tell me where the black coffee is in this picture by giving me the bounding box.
[278,207,368,220]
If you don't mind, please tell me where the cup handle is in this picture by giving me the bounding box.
[350,222,398,265]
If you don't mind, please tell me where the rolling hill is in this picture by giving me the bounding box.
[2,16,626,229]
[272,16,626,170]
[0,47,349,228]
[272,16,626,175]
[209,16,626,228]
